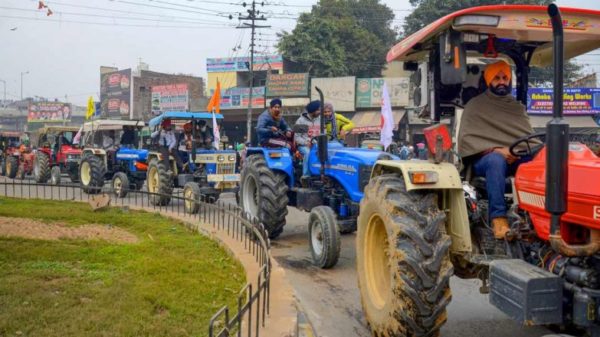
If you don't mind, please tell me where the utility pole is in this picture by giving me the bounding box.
[236,1,270,143]
[20,71,29,101]
[0,79,6,107]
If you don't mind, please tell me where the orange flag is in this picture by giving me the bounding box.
[207,80,221,113]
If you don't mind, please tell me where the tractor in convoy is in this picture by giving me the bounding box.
[356,4,600,337]
[0,131,23,177]
[146,111,239,209]
[239,91,398,268]
[33,126,81,184]
[78,119,146,196]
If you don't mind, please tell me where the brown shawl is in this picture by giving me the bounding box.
[458,90,534,157]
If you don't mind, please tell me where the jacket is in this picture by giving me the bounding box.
[325,113,354,139]
[256,109,290,145]
[294,112,321,146]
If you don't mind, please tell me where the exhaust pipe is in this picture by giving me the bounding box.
[545,4,600,256]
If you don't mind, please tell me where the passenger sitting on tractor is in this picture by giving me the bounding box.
[294,100,321,178]
[256,98,291,146]
[323,103,354,141]
[196,120,214,149]
[152,119,183,173]
[120,125,136,147]
[102,130,116,150]
[178,122,196,172]
[458,60,535,240]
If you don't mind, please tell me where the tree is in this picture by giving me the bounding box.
[402,0,582,85]
[277,0,397,77]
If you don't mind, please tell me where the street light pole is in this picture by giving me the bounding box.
[20,71,29,101]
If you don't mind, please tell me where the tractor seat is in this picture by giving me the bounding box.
[470,176,513,199]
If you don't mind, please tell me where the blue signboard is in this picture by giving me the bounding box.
[526,88,600,115]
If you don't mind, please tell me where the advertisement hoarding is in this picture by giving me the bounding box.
[207,55,283,73]
[356,78,410,108]
[310,77,356,111]
[214,87,265,109]
[527,88,600,115]
[27,102,72,123]
[151,83,189,115]
[100,69,132,118]
[266,73,309,97]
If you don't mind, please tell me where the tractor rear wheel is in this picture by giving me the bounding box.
[239,154,288,239]
[6,156,18,179]
[147,158,172,206]
[357,174,452,337]
[50,166,61,185]
[68,164,80,183]
[33,153,51,183]
[183,182,201,214]
[112,172,129,198]
[80,155,105,194]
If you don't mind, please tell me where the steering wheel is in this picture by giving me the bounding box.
[509,132,546,157]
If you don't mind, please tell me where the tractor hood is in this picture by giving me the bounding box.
[116,148,149,161]
[328,146,394,166]
[62,146,82,156]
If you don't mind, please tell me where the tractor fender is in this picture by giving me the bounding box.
[147,151,177,174]
[82,149,107,169]
[371,160,472,253]
[246,147,294,186]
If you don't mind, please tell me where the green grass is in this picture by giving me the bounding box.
[0,197,246,337]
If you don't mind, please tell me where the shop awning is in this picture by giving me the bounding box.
[529,115,600,132]
[351,110,405,134]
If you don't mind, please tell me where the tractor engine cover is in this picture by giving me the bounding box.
[515,144,600,241]
[489,259,563,325]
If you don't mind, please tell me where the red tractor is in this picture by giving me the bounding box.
[357,4,600,337]
[0,131,23,177]
[33,126,82,184]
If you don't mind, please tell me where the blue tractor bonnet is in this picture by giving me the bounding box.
[148,111,224,128]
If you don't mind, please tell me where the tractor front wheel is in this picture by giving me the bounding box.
[112,172,129,198]
[308,206,341,269]
[183,182,201,214]
[147,158,172,206]
[357,174,452,337]
[50,166,61,185]
[80,156,105,194]
[239,154,288,239]
[34,153,50,183]
[6,156,18,179]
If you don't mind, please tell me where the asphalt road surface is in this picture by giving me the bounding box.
[0,177,557,336]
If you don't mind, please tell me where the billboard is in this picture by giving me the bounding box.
[151,83,189,115]
[527,88,600,115]
[356,78,410,108]
[27,102,72,123]
[100,68,132,118]
[207,55,283,73]
[266,73,309,97]
[310,77,356,111]
[215,87,265,109]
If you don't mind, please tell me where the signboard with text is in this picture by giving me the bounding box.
[100,68,131,118]
[213,87,265,109]
[356,78,410,108]
[266,73,309,97]
[207,55,283,73]
[27,102,72,123]
[527,88,600,115]
[151,83,189,115]
[310,77,356,111]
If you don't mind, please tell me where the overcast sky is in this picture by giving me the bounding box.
[0,0,598,105]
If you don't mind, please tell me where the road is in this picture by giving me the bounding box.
[0,177,556,336]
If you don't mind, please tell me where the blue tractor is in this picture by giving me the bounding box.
[146,112,239,210]
[239,88,397,268]
[79,119,148,197]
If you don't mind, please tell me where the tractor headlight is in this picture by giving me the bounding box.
[217,155,225,162]
[228,155,236,162]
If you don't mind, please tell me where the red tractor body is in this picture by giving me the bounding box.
[516,144,600,241]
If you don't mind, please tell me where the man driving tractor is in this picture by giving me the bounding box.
[152,119,182,173]
[256,98,291,146]
[458,60,536,240]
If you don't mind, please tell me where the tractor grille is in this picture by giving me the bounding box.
[359,164,373,191]
[217,163,235,175]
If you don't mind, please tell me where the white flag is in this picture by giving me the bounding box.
[380,82,394,150]
[212,112,220,150]
[72,125,83,145]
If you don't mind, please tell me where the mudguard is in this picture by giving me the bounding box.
[246,147,294,186]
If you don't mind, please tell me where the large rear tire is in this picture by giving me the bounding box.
[357,174,452,337]
[147,158,172,206]
[80,155,105,194]
[6,156,18,179]
[239,154,288,239]
[33,153,51,183]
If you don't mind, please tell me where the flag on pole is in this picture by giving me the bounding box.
[86,96,95,120]
[206,80,221,113]
[212,112,220,150]
[380,81,394,150]
[73,126,83,145]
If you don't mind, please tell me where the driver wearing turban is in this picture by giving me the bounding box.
[458,60,536,240]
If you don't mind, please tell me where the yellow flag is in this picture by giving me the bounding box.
[86,96,95,120]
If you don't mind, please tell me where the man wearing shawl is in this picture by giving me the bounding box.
[458,60,535,240]
[323,103,354,141]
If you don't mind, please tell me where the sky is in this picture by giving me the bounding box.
[0,0,599,106]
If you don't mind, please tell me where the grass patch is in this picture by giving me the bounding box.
[0,197,246,337]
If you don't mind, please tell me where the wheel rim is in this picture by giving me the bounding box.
[52,169,59,184]
[365,213,391,310]
[80,161,91,185]
[148,166,158,193]
[242,174,259,218]
[6,161,11,174]
[33,159,39,177]
[310,219,324,257]
[184,186,195,211]
[113,176,122,195]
